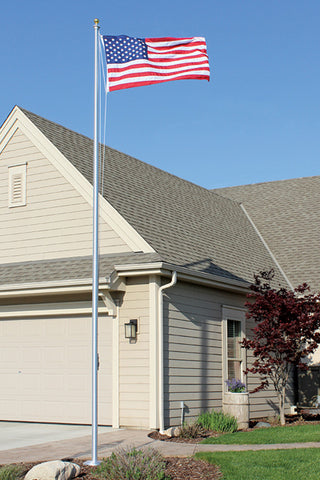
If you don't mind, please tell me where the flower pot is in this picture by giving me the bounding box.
[223,392,249,429]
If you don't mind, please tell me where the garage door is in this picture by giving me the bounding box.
[0,311,113,425]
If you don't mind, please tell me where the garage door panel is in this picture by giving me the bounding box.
[0,312,113,425]
[67,346,90,367]
[22,347,42,365]
[0,346,21,367]
[21,319,44,338]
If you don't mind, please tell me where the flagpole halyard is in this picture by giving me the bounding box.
[85,17,101,467]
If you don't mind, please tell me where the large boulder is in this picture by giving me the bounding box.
[162,426,181,437]
[25,461,80,480]
[255,421,272,429]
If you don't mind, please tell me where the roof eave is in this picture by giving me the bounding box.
[115,261,250,294]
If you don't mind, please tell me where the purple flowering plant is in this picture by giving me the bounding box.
[226,378,246,393]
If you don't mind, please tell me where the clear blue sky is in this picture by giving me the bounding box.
[1,0,319,189]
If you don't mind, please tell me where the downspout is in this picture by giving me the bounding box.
[158,271,177,434]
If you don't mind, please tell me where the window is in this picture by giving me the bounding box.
[222,306,246,386]
[8,164,27,207]
[227,319,242,379]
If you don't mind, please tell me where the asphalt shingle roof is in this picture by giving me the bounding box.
[0,252,161,286]
[214,177,320,291]
[11,107,289,287]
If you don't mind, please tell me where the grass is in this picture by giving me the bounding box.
[201,423,320,444]
[195,448,320,480]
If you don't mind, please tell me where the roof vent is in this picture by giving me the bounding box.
[8,164,27,207]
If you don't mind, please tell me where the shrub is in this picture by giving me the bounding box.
[0,465,24,480]
[92,447,169,480]
[197,410,238,433]
[177,422,206,439]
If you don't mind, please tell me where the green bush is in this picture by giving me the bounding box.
[197,410,238,433]
[0,465,24,480]
[92,447,170,480]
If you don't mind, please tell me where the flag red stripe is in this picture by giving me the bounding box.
[108,74,210,91]
[108,67,210,83]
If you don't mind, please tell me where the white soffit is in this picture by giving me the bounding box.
[0,107,155,254]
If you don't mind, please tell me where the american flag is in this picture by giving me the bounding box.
[102,35,210,92]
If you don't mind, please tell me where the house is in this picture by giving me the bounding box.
[0,106,297,430]
[214,178,320,407]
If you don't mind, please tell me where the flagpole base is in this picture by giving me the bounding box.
[84,460,101,466]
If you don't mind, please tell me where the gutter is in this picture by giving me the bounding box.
[158,271,177,433]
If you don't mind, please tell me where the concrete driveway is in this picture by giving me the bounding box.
[0,422,113,451]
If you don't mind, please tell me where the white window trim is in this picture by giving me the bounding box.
[222,306,246,393]
[8,163,27,208]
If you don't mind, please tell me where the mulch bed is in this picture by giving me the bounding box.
[148,430,213,443]
[9,458,222,480]
[148,414,320,443]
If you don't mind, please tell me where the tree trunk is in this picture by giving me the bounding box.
[279,387,286,426]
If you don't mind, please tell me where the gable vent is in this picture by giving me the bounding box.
[8,164,27,207]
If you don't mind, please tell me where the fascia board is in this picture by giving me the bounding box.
[173,270,249,294]
[0,107,155,254]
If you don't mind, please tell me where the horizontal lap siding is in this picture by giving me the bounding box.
[163,281,245,427]
[119,277,150,428]
[0,129,131,263]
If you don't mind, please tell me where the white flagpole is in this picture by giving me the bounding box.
[85,17,100,467]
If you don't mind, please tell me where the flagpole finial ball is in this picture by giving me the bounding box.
[94,18,99,25]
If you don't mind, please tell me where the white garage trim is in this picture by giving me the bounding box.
[0,305,112,319]
[112,302,120,428]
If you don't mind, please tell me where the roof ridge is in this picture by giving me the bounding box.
[212,175,320,191]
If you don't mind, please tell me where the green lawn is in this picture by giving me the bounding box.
[195,448,320,480]
[201,423,320,444]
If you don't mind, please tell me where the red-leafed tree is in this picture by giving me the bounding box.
[241,270,320,425]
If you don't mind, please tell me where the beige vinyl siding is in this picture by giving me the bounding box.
[0,129,132,263]
[118,276,150,428]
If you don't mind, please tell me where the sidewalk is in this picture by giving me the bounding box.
[1,429,320,464]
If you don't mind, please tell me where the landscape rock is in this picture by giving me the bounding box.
[162,426,181,437]
[255,421,272,429]
[25,460,81,480]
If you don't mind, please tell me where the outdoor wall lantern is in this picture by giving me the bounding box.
[125,319,138,341]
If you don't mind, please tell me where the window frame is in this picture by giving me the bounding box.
[222,306,246,392]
